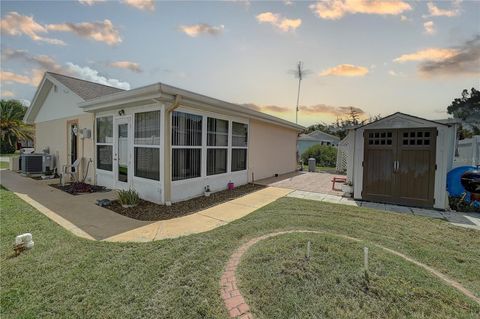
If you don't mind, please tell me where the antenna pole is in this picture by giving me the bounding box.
[295,61,303,124]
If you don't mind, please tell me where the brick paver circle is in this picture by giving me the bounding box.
[219,230,480,318]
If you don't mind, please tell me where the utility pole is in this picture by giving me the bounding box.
[291,61,309,124]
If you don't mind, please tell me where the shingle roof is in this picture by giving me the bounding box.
[47,72,124,101]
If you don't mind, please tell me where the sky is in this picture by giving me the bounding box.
[0,0,479,126]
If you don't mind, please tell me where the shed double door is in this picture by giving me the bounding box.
[362,128,437,208]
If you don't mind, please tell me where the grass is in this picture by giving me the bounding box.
[238,233,479,318]
[301,164,339,173]
[0,162,9,169]
[1,187,479,318]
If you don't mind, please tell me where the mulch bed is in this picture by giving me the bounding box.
[50,182,110,195]
[106,184,265,221]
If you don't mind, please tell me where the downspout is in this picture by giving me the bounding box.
[163,94,182,205]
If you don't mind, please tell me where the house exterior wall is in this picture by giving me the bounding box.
[248,119,298,182]
[35,83,84,123]
[352,114,455,210]
[35,113,95,182]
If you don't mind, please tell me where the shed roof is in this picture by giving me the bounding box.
[355,112,452,130]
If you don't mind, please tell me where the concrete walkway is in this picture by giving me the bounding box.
[288,190,480,231]
[105,187,292,242]
[1,170,152,240]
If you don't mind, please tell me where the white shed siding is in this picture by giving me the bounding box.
[351,113,455,210]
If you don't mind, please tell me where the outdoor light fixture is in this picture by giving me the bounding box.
[118,109,125,116]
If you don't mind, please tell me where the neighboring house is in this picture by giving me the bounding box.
[297,130,340,156]
[24,72,304,204]
[341,112,458,210]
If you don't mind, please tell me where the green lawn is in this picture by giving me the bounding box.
[301,164,339,173]
[0,162,9,169]
[1,188,479,318]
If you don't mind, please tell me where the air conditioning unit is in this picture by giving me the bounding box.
[21,154,54,174]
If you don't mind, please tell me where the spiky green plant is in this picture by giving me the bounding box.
[117,189,140,206]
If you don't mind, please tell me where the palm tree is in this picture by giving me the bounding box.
[0,99,34,154]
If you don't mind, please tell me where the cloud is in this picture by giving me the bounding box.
[0,70,34,85]
[122,0,155,11]
[78,0,105,5]
[423,21,435,35]
[46,19,122,45]
[1,89,15,97]
[309,0,411,20]
[393,48,459,63]
[65,63,131,89]
[0,12,65,45]
[2,48,63,72]
[243,103,365,117]
[388,70,405,77]
[256,12,301,32]
[418,35,480,77]
[425,1,461,17]
[109,61,142,73]
[319,64,369,77]
[178,23,224,37]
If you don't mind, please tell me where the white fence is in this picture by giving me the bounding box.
[336,130,354,180]
[453,135,480,168]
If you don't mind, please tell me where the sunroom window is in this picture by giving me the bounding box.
[172,111,202,181]
[231,122,248,171]
[96,116,113,171]
[207,118,228,176]
[134,111,160,180]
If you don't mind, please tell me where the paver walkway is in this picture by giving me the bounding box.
[220,230,480,318]
[287,190,480,230]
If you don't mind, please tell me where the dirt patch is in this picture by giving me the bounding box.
[106,184,265,221]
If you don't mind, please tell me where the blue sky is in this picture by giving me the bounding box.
[1,0,479,126]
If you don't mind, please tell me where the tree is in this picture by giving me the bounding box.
[447,88,480,138]
[0,99,33,153]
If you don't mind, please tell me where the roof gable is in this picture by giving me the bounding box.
[356,112,450,130]
[48,72,124,101]
[308,130,340,141]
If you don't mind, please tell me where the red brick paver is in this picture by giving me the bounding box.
[219,230,480,318]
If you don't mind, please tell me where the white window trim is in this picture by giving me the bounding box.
[206,117,229,176]
[95,115,114,173]
[133,109,162,182]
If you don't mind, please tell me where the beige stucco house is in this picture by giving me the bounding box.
[25,72,304,204]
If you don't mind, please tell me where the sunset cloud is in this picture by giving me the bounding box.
[178,23,224,37]
[393,48,459,63]
[425,1,461,17]
[309,0,411,20]
[423,21,435,35]
[0,12,65,45]
[256,12,301,32]
[0,70,34,86]
[2,48,63,73]
[46,19,122,45]
[319,64,369,77]
[109,61,142,73]
[243,103,365,117]
[123,0,155,11]
[1,89,15,98]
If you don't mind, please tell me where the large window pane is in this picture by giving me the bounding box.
[232,122,248,147]
[207,118,228,146]
[97,116,113,143]
[97,145,112,171]
[231,149,247,172]
[135,147,160,180]
[207,149,227,176]
[172,112,202,146]
[135,111,160,145]
[172,148,201,181]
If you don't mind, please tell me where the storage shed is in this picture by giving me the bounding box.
[346,112,458,210]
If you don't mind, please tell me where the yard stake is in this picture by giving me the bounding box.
[364,247,369,271]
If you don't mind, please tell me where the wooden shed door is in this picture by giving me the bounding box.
[362,128,436,208]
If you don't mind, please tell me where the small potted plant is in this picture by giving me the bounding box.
[204,185,211,197]
[341,181,354,196]
[118,189,140,208]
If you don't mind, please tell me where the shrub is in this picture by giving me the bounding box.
[118,189,140,206]
[301,144,337,167]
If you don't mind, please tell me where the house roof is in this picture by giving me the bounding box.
[307,130,340,141]
[47,72,124,101]
[79,81,305,131]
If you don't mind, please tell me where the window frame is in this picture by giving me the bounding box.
[206,117,229,176]
[133,110,162,181]
[95,115,114,173]
[231,121,248,172]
